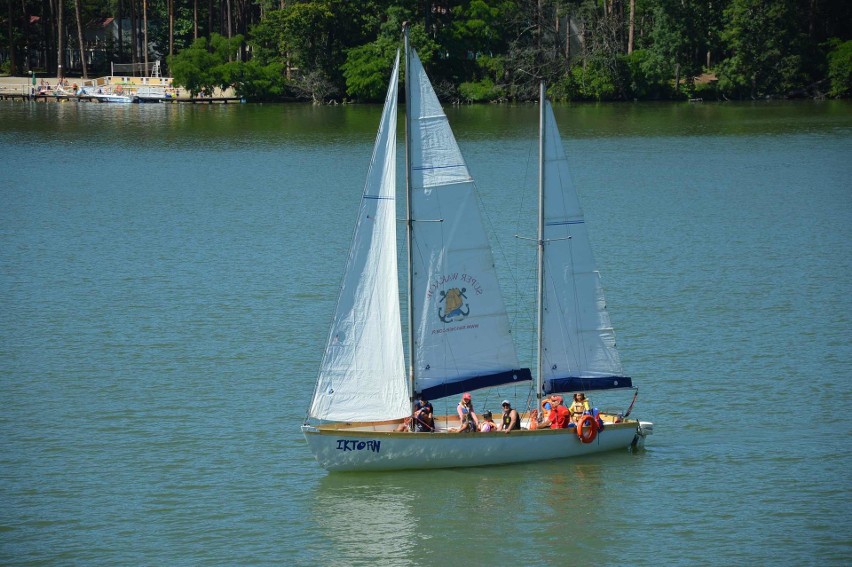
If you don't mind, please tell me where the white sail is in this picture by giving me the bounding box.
[406,49,530,400]
[309,52,410,422]
[540,100,627,394]
[301,68,653,472]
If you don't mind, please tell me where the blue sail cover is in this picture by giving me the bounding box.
[544,376,633,394]
[419,368,533,401]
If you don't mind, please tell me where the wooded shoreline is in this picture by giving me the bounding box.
[3,1,851,105]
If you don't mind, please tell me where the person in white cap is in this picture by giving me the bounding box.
[500,400,521,433]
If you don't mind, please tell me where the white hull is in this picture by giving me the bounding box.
[94,95,133,103]
[302,419,651,472]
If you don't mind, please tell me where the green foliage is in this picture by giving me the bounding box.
[223,60,287,100]
[716,0,804,98]
[7,0,850,102]
[826,39,852,98]
[167,36,221,97]
[248,3,334,69]
[341,37,399,101]
[168,33,243,97]
[458,77,504,102]
[341,14,440,101]
[551,56,629,102]
[628,49,671,100]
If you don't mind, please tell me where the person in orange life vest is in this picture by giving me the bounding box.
[540,394,571,429]
[479,410,499,432]
[569,393,590,424]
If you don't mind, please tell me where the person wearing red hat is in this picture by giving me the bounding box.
[540,394,571,429]
[456,392,479,432]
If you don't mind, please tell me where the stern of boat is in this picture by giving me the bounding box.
[632,421,654,449]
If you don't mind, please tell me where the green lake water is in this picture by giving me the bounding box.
[1,99,851,565]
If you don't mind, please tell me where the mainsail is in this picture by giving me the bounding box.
[406,48,531,400]
[308,53,410,422]
[539,100,631,394]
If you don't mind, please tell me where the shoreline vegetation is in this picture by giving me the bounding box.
[3,1,851,105]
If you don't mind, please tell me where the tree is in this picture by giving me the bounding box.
[168,32,242,96]
[826,38,852,97]
[340,7,439,101]
[643,0,705,97]
[341,36,399,100]
[717,0,804,98]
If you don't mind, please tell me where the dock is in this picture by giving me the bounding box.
[0,92,244,104]
[0,74,242,104]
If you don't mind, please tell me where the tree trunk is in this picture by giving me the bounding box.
[627,0,635,55]
[225,0,232,61]
[674,62,680,97]
[118,0,123,62]
[172,0,178,53]
[143,0,148,74]
[56,0,63,77]
[130,0,137,71]
[73,0,86,77]
[7,0,17,76]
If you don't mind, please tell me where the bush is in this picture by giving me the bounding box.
[458,77,504,102]
[826,39,852,98]
[552,59,624,101]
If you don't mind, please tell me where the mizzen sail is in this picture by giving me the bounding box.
[540,100,630,394]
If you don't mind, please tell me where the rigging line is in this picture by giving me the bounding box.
[489,134,538,347]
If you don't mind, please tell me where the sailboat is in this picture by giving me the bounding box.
[302,28,652,472]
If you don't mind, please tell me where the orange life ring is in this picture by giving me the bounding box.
[578,415,598,444]
[114,85,123,94]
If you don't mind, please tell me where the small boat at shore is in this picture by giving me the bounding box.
[78,86,133,103]
[301,25,652,472]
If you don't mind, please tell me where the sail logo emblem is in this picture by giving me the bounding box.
[439,287,469,323]
[427,272,483,324]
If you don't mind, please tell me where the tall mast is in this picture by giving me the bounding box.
[536,81,546,404]
[404,24,416,402]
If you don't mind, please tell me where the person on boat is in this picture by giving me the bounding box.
[500,400,521,433]
[535,399,552,427]
[569,393,591,424]
[415,399,435,432]
[395,400,424,432]
[479,410,499,432]
[455,392,479,432]
[540,395,571,429]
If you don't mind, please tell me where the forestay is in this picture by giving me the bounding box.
[308,53,410,422]
[407,49,531,400]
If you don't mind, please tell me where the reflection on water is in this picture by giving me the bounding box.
[313,475,419,565]
[1,99,850,565]
[308,455,640,565]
